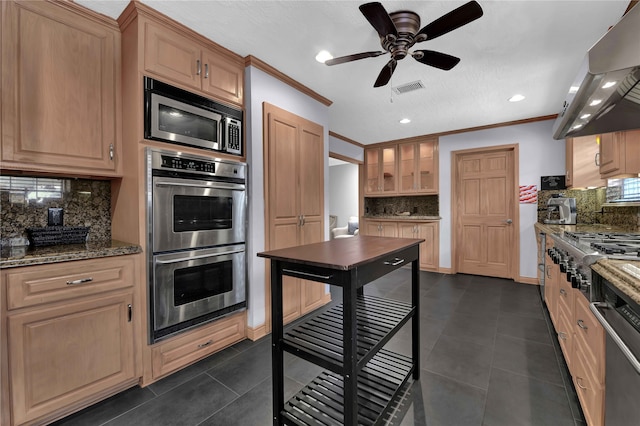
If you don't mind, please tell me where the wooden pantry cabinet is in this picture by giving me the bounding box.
[0,0,122,177]
[264,103,327,326]
[599,130,640,178]
[1,255,141,426]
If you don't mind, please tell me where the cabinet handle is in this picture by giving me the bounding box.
[546,266,551,279]
[566,170,570,180]
[576,377,587,390]
[560,288,566,296]
[301,215,305,226]
[594,152,600,166]
[577,319,588,330]
[196,59,201,76]
[198,340,213,349]
[283,268,333,280]
[128,304,132,322]
[384,258,405,266]
[204,63,209,79]
[66,277,93,286]
[558,331,567,340]
[109,143,114,161]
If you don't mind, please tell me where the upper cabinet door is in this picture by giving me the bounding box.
[398,139,438,194]
[201,48,243,106]
[144,20,201,92]
[364,146,397,195]
[1,0,121,176]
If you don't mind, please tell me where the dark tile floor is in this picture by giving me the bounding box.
[53,270,584,426]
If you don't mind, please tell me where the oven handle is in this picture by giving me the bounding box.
[590,302,640,375]
[154,181,245,191]
[155,248,244,264]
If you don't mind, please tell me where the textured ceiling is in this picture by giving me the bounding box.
[76,0,630,145]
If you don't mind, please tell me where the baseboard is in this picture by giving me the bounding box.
[246,324,267,341]
[517,276,539,285]
[438,267,454,274]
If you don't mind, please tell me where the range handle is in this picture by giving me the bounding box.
[590,302,640,375]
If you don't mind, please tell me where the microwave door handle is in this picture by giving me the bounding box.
[154,181,245,191]
[155,249,245,264]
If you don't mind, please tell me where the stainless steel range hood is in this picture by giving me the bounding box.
[552,5,640,140]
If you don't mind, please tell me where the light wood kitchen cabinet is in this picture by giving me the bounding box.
[572,291,605,426]
[398,222,439,271]
[143,17,243,106]
[556,275,574,370]
[0,0,122,177]
[599,130,640,178]
[544,247,559,327]
[150,312,245,380]
[565,136,605,188]
[1,256,140,426]
[364,220,398,237]
[365,146,398,195]
[398,139,438,194]
[264,103,327,326]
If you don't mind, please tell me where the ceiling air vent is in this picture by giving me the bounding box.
[392,80,425,95]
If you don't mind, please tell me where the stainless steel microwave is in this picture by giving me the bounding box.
[144,77,242,156]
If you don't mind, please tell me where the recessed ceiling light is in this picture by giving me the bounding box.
[569,86,580,94]
[571,124,583,130]
[590,99,602,106]
[602,81,617,89]
[315,50,333,63]
[580,113,591,119]
[508,94,525,102]
[399,118,411,124]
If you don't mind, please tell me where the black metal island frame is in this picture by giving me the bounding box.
[258,235,424,426]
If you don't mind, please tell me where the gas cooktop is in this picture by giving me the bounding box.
[562,231,640,259]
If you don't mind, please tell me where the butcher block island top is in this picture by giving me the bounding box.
[259,235,424,425]
[257,235,424,271]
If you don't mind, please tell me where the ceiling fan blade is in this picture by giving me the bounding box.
[412,50,460,70]
[324,51,386,66]
[374,59,397,87]
[359,2,398,38]
[416,1,483,41]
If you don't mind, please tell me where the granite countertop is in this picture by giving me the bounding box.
[534,222,640,235]
[363,215,441,221]
[592,259,640,305]
[0,240,142,269]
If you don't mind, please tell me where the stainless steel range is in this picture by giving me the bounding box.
[548,231,640,301]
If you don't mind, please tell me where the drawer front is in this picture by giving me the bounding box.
[5,256,136,310]
[151,312,245,380]
[573,343,605,426]
[573,293,605,383]
[557,278,574,315]
[556,304,573,371]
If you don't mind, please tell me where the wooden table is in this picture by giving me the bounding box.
[258,235,423,425]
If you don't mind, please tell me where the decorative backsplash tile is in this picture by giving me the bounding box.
[364,195,439,216]
[538,188,639,229]
[0,177,111,245]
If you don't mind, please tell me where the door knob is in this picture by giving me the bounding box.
[504,219,513,224]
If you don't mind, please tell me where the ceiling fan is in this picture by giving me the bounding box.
[325,1,484,87]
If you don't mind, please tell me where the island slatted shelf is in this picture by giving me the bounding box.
[258,235,423,425]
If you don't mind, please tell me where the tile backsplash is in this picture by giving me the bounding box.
[0,177,111,245]
[538,188,639,229]
[364,195,439,216]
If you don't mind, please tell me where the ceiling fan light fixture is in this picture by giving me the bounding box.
[508,94,525,102]
[315,50,333,63]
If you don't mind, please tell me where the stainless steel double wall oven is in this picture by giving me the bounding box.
[147,148,247,343]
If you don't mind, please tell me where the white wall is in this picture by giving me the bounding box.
[329,164,359,228]
[244,65,330,329]
[439,120,565,279]
[329,135,364,162]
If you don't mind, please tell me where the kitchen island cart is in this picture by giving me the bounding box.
[258,235,423,425]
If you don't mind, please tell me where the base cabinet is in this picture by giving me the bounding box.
[1,255,140,426]
[398,222,439,271]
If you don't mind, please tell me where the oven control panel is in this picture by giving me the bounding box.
[149,148,246,182]
[160,155,216,174]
